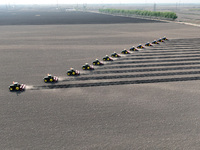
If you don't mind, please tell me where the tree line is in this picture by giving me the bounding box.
[99,9,178,20]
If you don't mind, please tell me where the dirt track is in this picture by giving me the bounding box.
[1,11,200,149]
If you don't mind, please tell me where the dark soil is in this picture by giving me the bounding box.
[0,11,163,25]
[1,10,200,149]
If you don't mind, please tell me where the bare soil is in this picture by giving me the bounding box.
[1,9,200,149]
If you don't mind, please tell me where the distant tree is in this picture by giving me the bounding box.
[99,9,178,20]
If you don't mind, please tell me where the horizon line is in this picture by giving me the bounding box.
[1,3,200,5]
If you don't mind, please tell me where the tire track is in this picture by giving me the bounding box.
[165,42,200,45]
[117,54,200,61]
[61,71,200,81]
[132,52,200,57]
[139,49,200,53]
[105,58,200,65]
[168,39,200,44]
[91,66,200,74]
[153,44,200,47]
[145,47,200,51]
[32,76,200,90]
[96,62,200,70]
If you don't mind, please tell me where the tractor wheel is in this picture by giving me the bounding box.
[44,79,47,83]
[72,72,76,75]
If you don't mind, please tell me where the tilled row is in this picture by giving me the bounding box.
[32,76,200,90]
[112,54,200,61]
[61,70,200,82]
[89,66,200,75]
[97,62,200,70]
[130,51,200,56]
[138,49,200,53]
[103,58,200,65]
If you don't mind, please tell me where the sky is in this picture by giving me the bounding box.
[1,0,200,5]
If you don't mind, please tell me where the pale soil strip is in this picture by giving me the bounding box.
[177,22,200,28]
